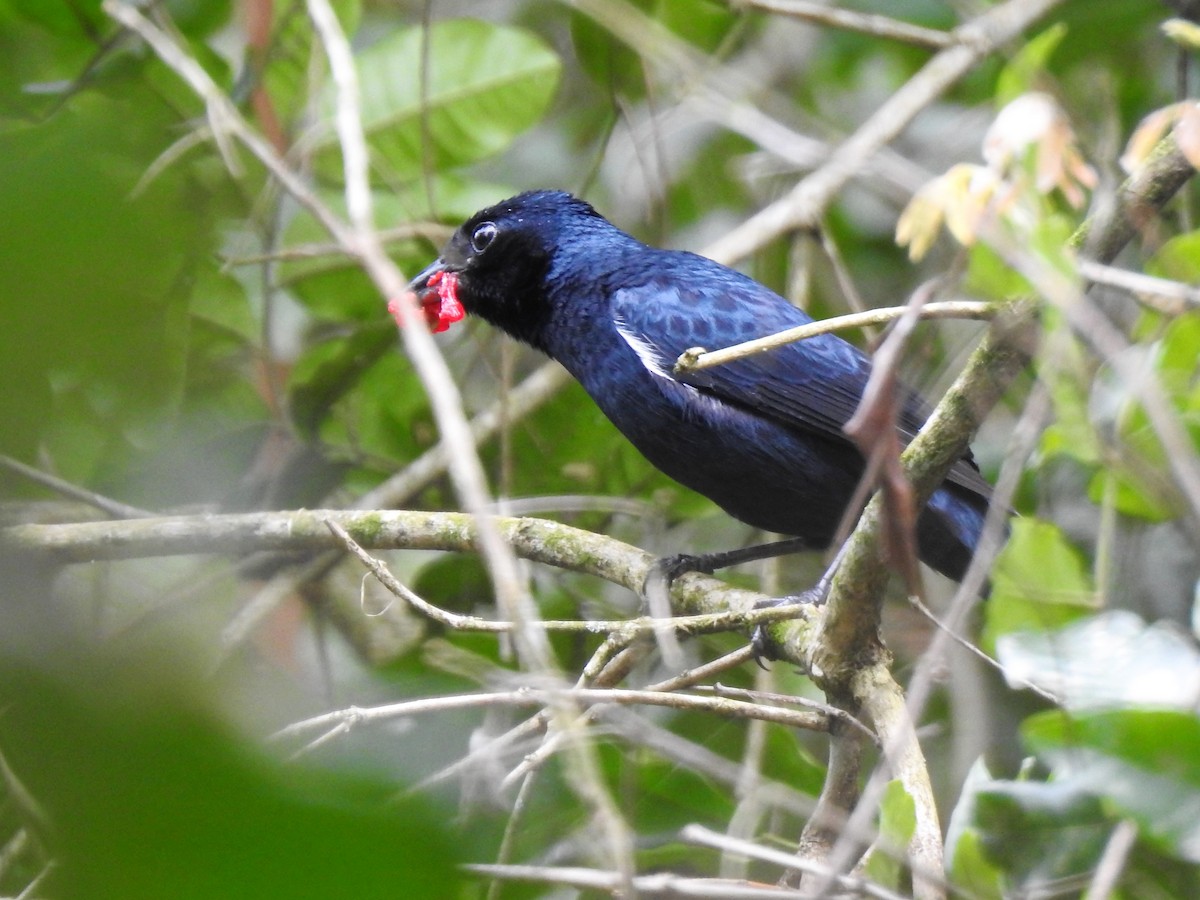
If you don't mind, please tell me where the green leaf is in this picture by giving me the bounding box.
[571,0,740,98]
[1024,708,1200,862]
[1087,466,1177,521]
[288,321,399,439]
[995,22,1067,105]
[0,641,464,899]
[1146,231,1200,286]
[945,760,1005,898]
[984,518,1095,646]
[261,0,362,135]
[973,778,1109,882]
[865,781,916,890]
[315,19,561,181]
[947,830,1005,899]
[1037,306,1101,464]
[964,242,1032,302]
[0,87,217,478]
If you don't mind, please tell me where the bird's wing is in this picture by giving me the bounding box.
[610,275,993,498]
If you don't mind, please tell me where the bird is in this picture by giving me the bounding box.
[404,190,994,585]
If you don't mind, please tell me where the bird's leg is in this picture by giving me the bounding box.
[647,536,812,591]
[750,543,851,664]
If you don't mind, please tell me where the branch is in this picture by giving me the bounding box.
[0,508,783,620]
[703,0,1068,266]
[324,515,808,638]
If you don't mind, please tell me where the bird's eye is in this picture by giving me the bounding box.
[471,222,498,254]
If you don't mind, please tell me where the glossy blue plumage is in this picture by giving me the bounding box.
[413,191,991,582]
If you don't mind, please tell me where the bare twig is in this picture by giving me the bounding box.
[1087,820,1139,900]
[683,825,910,900]
[466,862,806,897]
[0,455,151,520]
[702,0,1068,267]
[324,513,807,636]
[276,686,830,746]
[1078,259,1200,314]
[674,301,995,374]
[302,0,543,670]
[730,0,955,49]
[703,683,877,743]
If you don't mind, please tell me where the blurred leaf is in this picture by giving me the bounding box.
[288,328,439,473]
[7,0,104,37]
[288,321,398,438]
[1156,309,1200,404]
[1163,17,1200,50]
[1084,312,1200,521]
[571,0,742,99]
[0,644,463,899]
[995,23,1067,105]
[973,778,1109,884]
[1024,708,1200,862]
[945,759,1005,899]
[314,19,560,181]
[984,518,1096,647]
[260,0,361,135]
[190,266,258,342]
[865,781,916,890]
[0,87,218,481]
[946,829,1004,899]
[964,242,1032,302]
[1088,466,1178,521]
[996,610,1200,709]
[1146,231,1200,287]
[411,553,492,615]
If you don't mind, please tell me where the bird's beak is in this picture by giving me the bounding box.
[398,258,466,333]
[408,257,446,293]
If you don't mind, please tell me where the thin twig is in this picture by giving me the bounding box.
[730,0,955,49]
[1078,258,1200,314]
[702,683,877,743]
[223,223,455,267]
[466,862,806,897]
[276,686,830,745]
[682,825,910,900]
[674,301,994,374]
[324,514,808,636]
[303,0,545,671]
[702,0,1068,266]
[1086,819,1139,900]
[0,455,152,520]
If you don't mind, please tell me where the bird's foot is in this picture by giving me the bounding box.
[642,537,811,598]
[750,586,827,666]
[642,552,716,597]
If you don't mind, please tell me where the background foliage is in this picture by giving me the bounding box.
[1,0,1198,896]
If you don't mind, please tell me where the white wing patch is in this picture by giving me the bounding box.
[613,315,728,417]
[614,316,673,380]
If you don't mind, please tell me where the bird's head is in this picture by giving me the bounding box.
[397,190,605,346]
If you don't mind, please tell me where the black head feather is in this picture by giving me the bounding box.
[415,191,610,349]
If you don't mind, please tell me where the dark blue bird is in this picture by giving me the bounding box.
[409,190,992,583]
